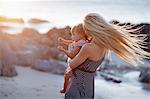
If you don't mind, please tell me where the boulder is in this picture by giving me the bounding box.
[32,59,66,75]
[47,48,61,59]
[47,26,71,47]
[20,28,40,39]
[0,60,2,75]
[139,68,150,84]
[16,51,37,66]
[57,53,68,62]
[0,16,24,23]
[28,18,49,24]
[100,72,122,83]
[0,41,18,77]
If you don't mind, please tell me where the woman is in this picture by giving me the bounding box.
[64,13,150,99]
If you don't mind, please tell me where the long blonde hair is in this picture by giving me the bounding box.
[83,13,150,66]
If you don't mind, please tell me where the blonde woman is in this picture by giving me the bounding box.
[64,13,150,99]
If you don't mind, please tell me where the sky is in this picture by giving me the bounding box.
[0,0,150,33]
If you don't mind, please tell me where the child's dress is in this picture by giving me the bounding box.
[67,40,88,62]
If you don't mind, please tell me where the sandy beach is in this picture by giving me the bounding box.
[0,66,64,99]
[0,0,150,99]
[0,66,149,99]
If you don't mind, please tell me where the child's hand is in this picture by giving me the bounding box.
[57,46,65,52]
[58,37,64,45]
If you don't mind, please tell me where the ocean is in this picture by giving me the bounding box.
[0,0,150,33]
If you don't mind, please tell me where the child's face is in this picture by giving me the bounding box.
[71,29,81,41]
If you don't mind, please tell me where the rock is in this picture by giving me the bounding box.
[139,68,150,84]
[47,26,71,39]
[21,28,40,38]
[0,63,18,77]
[57,53,68,62]
[0,16,24,23]
[0,60,2,75]
[16,51,37,66]
[100,72,122,83]
[47,48,61,59]
[141,82,150,90]
[47,26,71,47]
[0,25,11,30]
[32,59,66,75]
[12,28,52,65]
[46,26,71,60]
[15,42,50,66]
[28,18,49,24]
[0,41,18,77]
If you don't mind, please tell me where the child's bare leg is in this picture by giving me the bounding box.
[60,74,70,93]
[64,75,70,91]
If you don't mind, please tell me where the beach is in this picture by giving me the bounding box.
[0,66,64,99]
[0,66,150,99]
[0,0,150,99]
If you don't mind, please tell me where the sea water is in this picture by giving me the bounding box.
[0,0,150,33]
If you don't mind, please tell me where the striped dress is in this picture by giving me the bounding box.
[65,58,104,99]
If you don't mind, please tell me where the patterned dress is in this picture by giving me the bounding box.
[65,57,104,99]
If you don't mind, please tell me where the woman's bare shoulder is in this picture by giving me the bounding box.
[82,43,92,49]
[83,43,96,49]
[83,43,94,47]
[81,43,95,52]
[83,43,105,53]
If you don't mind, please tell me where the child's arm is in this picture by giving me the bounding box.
[57,46,81,59]
[58,37,73,46]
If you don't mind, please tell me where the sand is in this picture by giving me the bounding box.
[0,66,150,99]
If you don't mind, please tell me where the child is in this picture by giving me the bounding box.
[57,24,90,93]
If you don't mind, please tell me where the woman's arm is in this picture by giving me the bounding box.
[58,46,81,59]
[68,44,89,69]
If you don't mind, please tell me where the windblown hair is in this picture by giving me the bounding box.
[83,13,150,66]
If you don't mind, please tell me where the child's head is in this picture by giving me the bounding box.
[71,23,87,41]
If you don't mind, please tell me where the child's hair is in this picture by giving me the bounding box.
[71,23,88,39]
[83,13,150,66]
